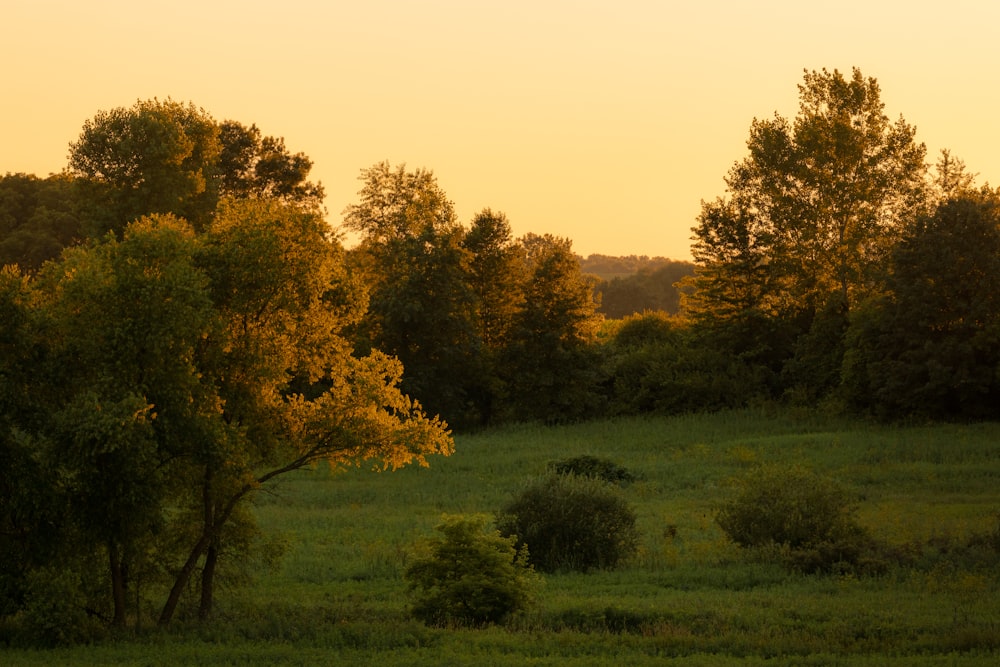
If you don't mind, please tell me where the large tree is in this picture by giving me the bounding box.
[342,162,479,425]
[500,233,604,422]
[687,68,927,321]
[684,68,928,398]
[463,209,524,350]
[66,101,324,237]
[68,99,222,234]
[461,209,525,424]
[5,202,452,630]
[842,187,1000,418]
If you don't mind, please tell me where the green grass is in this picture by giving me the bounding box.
[4,409,1000,665]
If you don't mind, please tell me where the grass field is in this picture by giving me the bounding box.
[5,409,1000,665]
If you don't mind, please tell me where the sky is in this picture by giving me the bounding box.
[3,1,999,260]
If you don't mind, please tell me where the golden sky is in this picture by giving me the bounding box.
[3,0,998,259]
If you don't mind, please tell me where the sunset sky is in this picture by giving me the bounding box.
[3,1,998,259]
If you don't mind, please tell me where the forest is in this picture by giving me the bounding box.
[2,67,999,650]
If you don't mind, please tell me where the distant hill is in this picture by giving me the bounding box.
[576,254,677,281]
[577,254,696,318]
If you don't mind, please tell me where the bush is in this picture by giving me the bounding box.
[981,512,1000,552]
[497,474,639,573]
[16,567,103,647]
[547,455,635,485]
[404,515,537,627]
[602,327,777,417]
[716,465,875,573]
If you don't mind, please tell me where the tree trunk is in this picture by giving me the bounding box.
[160,492,240,625]
[158,529,212,626]
[109,543,127,628]
[199,541,218,620]
[160,468,217,627]
[159,458,312,626]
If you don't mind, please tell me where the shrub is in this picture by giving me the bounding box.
[16,567,103,647]
[547,455,635,485]
[716,465,875,573]
[982,512,1000,552]
[404,515,537,627]
[497,474,639,573]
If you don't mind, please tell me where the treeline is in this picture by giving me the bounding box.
[4,71,1000,432]
[3,67,1000,640]
[595,69,1000,421]
[676,68,1000,420]
[578,254,678,279]
[3,70,998,432]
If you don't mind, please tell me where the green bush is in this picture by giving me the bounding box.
[16,567,103,647]
[602,327,777,417]
[716,465,875,573]
[547,455,635,485]
[497,474,639,573]
[404,515,537,627]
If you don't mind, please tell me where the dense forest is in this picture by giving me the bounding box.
[2,67,1000,638]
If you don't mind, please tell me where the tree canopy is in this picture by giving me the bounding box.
[342,163,604,427]
[843,187,1000,417]
[678,68,934,401]
[1,200,452,630]
[687,68,928,324]
[0,173,83,270]
[66,99,323,237]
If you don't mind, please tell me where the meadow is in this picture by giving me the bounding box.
[5,409,1000,665]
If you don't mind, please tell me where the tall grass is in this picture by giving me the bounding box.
[4,409,1000,665]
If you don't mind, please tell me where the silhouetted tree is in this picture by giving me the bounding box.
[501,234,603,422]
[342,162,478,424]
[684,68,928,400]
[843,189,1000,418]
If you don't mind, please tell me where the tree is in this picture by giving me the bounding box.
[842,188,1000,418]
[462,209,525,424]
[7,202,453,631]
[600,311,765,416]
[501,233,604,422]
[217,120,324,208]
[160,198,453,624]
[342,161,458,244]
[603,311,681,415]
[685,68,928,398]
[0,266,60,618]
[0,173,83,271]
[342,162,479,425]
[68,99,222,234]
[67,102,324,238]
[463,209,524,350]
[931,149,977,202]
[680,198,794,396]
[688,68,927,315]
[28,215,218,627]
